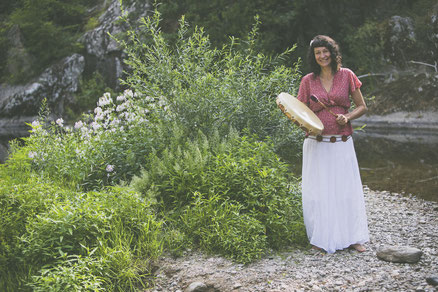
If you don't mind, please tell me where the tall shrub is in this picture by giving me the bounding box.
[115,8,303,149]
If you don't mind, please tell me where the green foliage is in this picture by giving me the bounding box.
[2,0,102,82]
[180,192,267,264]
[344,21,386,74]
[67,71,115,119]
[20,188,162,291]
[0,163,71,290]
[24,91,156,190]
[0,160,163,291]
[131,127,307,262]
[84,17,100,32]
[1,4,310,290]
[116,8,302,142]
[28,255,106,292]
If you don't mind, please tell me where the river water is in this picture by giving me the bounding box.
[1,128,437,202]
[353,128,438,202]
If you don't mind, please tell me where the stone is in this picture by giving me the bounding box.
[185,281,208,292]
[426,277,438,286]
[0,53,85,117]
[233,282,242,289]
[0,0,152,124]
[376,246,423,263]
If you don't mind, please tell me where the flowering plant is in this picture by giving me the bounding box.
[24,90,166,189]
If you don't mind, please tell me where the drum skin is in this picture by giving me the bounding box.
[276,92,324,135]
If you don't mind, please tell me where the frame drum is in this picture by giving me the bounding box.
[276,92,324,135]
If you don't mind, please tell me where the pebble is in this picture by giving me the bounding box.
[151,190,438,291]
[184,281,207,292]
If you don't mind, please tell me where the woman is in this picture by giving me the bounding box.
[297,35,369,253]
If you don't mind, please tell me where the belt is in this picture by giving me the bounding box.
[306,135,351,143]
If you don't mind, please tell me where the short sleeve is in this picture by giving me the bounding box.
[297,74,311,105]
[348,69,362,94]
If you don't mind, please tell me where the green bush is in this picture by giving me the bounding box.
[0,162,71,290]
[1,5,308,289]
[116,8,302,144]
[180,192,267,264]
[20,187,163,264]
[131,128,307,261]
[0,157,163,291]
[28,255,106,292]
[208,133,306,248]
[131,124,217,210]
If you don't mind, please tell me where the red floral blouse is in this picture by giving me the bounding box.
[297,68,362,136]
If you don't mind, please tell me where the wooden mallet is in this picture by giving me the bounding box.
[310,95,339,118]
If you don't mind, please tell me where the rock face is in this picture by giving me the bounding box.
[376,246,423,263]
[80,0,150,89]
[0,54,84,118]
[387,16,416,63]
[0,0,151,125]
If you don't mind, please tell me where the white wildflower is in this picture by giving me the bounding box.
[94,107,103,115]
[56,118,64,127]
[110,119,120,127]
[91,122,101,131]
[98,93,113,107]
[28,151,37,159]
[74,121,83,129]
[116,104,125,112]
[116,95,126,102]
[31,120,40,128]
[106,165,114,172]
[124,89,134,97]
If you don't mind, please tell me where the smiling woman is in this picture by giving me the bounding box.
[297,35,369,254]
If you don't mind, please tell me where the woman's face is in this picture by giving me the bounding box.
[313,46,332,68]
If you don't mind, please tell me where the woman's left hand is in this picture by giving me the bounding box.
[336,114,349,125]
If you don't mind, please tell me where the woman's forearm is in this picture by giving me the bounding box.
[346,104,367,121]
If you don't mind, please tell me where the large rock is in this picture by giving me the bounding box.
[0,53,85,117]
[385,16,416,66]
[0,0,151,125]
[376,246,423,263]
[80,0,151,89]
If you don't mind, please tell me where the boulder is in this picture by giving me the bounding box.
[185,281,208,292]
[0,53,85,117]
[79,0,151,88]
[426,277,438,286]
[376,246,422,263]
[0,0,152,123]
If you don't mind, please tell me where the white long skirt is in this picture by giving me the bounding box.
[302,137,369,253]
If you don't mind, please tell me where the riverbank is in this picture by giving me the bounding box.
[150,188,438,291]
[352,110,438,143]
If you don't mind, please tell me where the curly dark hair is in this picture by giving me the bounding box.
[307,35,342,77]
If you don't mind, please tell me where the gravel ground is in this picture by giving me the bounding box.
[150,188,438,291]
